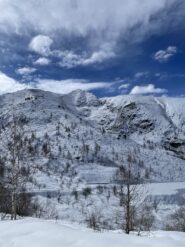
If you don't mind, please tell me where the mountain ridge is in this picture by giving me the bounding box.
[0,88,184,184]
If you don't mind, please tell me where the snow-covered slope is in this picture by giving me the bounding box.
[0,89,185,184]
[0,89,185,227]
[0,218,184,247]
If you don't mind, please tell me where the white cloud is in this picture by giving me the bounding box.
[35,79,112,94]
[119,84,130,90]
[81,50,115,65]
[16,67,36,75]
[130,84,167,95]
[135,72,149,79]
[29,35,53,56]
[58,51,83,68]
[58,49,115,68]
[29,36,115,67]
[118,83,130,94]
[153,46,177,63]
[0,71,28,94]
[0,71,169,97]
[0,0,181,57]
[0,71,113,95]
[0,1,170,34]
[155,73,161,77]
[34,57,51,66]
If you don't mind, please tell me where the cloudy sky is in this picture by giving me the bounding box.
[0,0,185,96]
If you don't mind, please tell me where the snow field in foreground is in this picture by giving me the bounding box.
[0,218,185,247]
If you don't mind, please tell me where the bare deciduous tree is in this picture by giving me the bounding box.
[0,115,35,220]
[165,206,185,232]
[135,203,154,235]
[116,153,148,234]
[86,208,103,231]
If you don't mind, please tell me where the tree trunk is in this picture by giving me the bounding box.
[11,191,17,220]
[125,184,130,234]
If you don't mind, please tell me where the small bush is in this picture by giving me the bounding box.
[165,206,185,232]
[82,187,92,199]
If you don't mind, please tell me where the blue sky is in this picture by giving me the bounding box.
[0,0,185,97]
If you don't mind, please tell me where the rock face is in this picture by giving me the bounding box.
[0,89,185,187]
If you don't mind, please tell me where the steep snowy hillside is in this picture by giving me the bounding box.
[0,89,184,184]
[0,89,184,228]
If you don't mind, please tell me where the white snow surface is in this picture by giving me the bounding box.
[0,218,184,247]
[147,182,185,195]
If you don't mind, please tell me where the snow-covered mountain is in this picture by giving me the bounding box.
[1,89,184,183]
[0,89,185,228]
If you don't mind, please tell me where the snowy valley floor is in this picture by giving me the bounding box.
[0,218,184,247]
